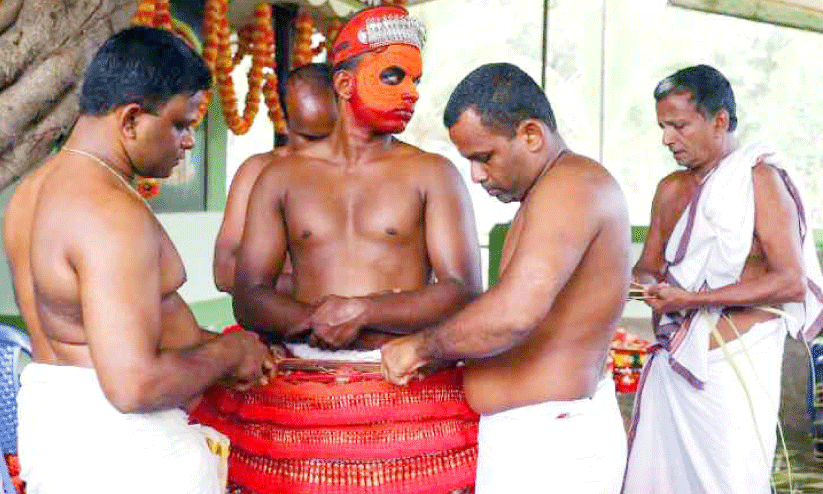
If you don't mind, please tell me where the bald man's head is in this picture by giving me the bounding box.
[284,64,337,148]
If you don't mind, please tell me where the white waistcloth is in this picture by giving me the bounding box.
[659,141,823,387]
[623,318,786,494]
[17,363,226,494]
[475,378,626,494]
[285,342,382,361]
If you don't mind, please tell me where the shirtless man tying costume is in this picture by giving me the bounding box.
[623,65,823,494]
[3,27,271,494]
[381,63,630,493]
[191,7,483,494]
[213,63,337,295]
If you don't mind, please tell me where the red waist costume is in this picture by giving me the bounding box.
[190,364,478,494]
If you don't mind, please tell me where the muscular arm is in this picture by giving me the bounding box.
[213,153,270,293]
[664,163,805,309]
[362,157,482,332]
[415,169,608,360]
[79,200,258,414]
[233,165,315,338]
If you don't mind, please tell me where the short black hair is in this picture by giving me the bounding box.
[653,64,737,132]
[443,63,557,137]
[79,26,211,116]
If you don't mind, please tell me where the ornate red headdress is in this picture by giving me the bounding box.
[330,5,425,66]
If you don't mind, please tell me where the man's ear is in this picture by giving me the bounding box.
[516,119,545,153]
[118,103,143,140]
[333,70,354,101]
[714,108,730,134]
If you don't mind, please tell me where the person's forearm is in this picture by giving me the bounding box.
[414,285,538,361]
[112,336,242,413]
[362,279,480,334]
[233,285,315,338]
[690,270,805,309]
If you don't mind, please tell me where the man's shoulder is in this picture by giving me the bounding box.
[533,152,627,216]
[545,152,616,192]
[654,169,693,198]
[391,142,456,176]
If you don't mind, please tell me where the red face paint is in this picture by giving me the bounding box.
[350,45,422,134]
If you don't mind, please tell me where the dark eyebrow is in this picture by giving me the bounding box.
[466,152,491,162]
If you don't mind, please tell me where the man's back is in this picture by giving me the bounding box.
[4,162,54,362]
[464,153,630,414]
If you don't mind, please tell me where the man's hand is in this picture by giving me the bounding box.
[645,283,695,313]
[223,330,274,390]
[381,334,428,385]
[298,295,371,349]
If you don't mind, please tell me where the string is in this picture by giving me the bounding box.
[62,148,150,208]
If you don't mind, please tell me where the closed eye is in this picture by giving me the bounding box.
[470,153,492,163]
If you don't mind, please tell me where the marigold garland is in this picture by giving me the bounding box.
[203,0,286,135]
[292,9,315,68]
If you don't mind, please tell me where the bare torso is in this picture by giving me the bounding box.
[269,140,445,348]
[463,153,630,414]
[5,155,201,367]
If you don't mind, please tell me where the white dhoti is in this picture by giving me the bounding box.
[623,318,786,494]
[475,378,626,494]
[624,141,823,493]
[17,363,227,494]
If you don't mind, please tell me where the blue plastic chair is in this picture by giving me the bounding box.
[0,324,31,494]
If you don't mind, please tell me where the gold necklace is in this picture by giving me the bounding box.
[62,148,150,208]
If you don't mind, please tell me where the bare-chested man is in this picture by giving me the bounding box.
[233,7,481,353]
[623,65,823,494]
[195,7,482,493]
[213,63,337,295]
[381,63,630,493]
[3,27,271,494]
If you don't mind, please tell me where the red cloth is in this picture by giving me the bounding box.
[329,6,423,66]
[191,367,478,494]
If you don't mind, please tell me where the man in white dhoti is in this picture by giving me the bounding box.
[3,27,273,494]
[624,64,823,494]
[382,63,630,493]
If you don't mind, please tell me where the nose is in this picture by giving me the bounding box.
[402,82,418,105]
[661,127,675,147]
[181,128,195,150]
[470,161,487,184]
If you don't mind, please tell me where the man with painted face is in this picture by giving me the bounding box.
[234,5,481,360]
[194,6,482,494]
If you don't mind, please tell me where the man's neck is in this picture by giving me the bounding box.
[691,134,737,183]
[63,116,135,179]
[329,106,395,169]
[521,135,568,201]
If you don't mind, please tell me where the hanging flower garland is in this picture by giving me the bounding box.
[203,0,286,135]
[292,9,315,68]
